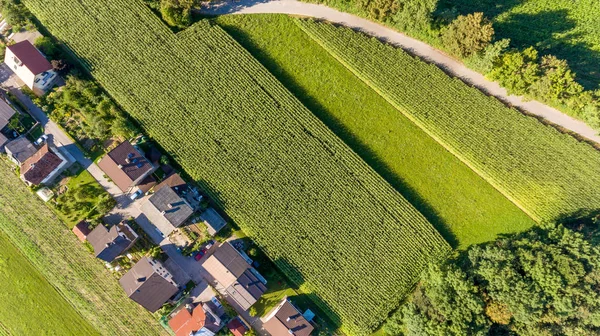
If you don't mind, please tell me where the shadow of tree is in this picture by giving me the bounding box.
[438,2,600,90]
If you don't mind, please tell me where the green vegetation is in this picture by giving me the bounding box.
[216,14,534,248]
[385,214,600,335]
[0,0,34,31]
[34,75,139,157]
[297,19,600,224]
[443,0,600,90]
[21,1,450,334]
[303,0,600,128]
[0,158,167,335]
[0,230,98,335]
[50,167,114,228]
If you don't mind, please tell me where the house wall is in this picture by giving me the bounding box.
[4,47,35,88]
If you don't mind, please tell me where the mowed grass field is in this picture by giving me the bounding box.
[0,229,98,335]
[443,0,600,89]
[215,14,535,248]
[0,158,167,335]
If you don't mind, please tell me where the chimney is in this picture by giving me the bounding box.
[286,317,291,322]
[30,163,35,168]
[167,203,173,209]
[161,210,166,215]
[117,164,123,168]
[125,158,131,164]
[288,329,294,335]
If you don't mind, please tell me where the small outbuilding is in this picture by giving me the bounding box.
[199,208,227,236]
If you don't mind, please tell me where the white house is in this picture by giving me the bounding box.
[4,40,57,95]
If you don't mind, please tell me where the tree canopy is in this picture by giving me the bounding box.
[441,12,494,58]
[385,215,600,336]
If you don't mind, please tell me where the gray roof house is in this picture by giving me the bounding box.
[199,208,227,236]
[87,222,138,262]
[140,186,194,236]
[0,98,16,130]
[202,242,266,311]
[119,256,179,312]
[5,137,37,164]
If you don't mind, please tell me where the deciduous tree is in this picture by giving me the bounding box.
[441,12,494,58]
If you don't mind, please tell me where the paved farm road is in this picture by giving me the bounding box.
[200,0,600,144]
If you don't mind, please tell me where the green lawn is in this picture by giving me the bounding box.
[441,0,600,90]
[51,167,111,228]
[0,230,98,335]
[0,158,167,335]
[215,14,535,249]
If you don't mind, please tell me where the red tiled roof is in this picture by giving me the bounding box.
[20,144,63,185]
[7,40,53,74]
[227,317,247,336]
[168,305,206,336]
[72,220,92,242]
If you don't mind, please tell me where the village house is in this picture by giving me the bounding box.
[0,98,16,132]
[140,185,194,236]
[119,256,179,312]
[97,141,154,193]
[202,242,267,311]
[20,143,70,186]
[226,317,248,336]
[5,136,37,164]
[168,302,224,336]
[199,208,227,236]
[72,220,92,242]
[4,40,57,95]
[86,221,138,262]
[263,297,315,336]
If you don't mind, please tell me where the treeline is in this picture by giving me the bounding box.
[142,0,199,29]
[384,212,600,335]
[309,0,600,129]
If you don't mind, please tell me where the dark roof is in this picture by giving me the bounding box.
[212,242,250,278]
[87,223,137,262]
[7,40,53,74]
[20,144,63,185]
[264,300,314,336]
[5,137,37,163]
[138,175,157,193]
[148,187,193,227]
[99,141,152,191]
[0,99,16,129]
[155,172,187,194]
[72,220,92,242]
[119,257,179,312]
[146,146,163,163]
[227,269,267,309]
[0,133,9,151]
[199,208,227,236]
[227,317,247,336]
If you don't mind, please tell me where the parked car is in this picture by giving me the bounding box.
[34,134,48,146]
[129,189,143,200]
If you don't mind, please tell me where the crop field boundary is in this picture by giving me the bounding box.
[294,19,540,224]
[0,159,167,335]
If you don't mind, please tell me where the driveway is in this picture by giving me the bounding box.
[200,0,600,145]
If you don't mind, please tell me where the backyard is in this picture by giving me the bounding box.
[50,165,114,228]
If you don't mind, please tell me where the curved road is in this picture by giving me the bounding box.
[200,0,600,144]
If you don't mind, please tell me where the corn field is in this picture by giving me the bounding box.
[296,19,600,224]
[20,0,450,334]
